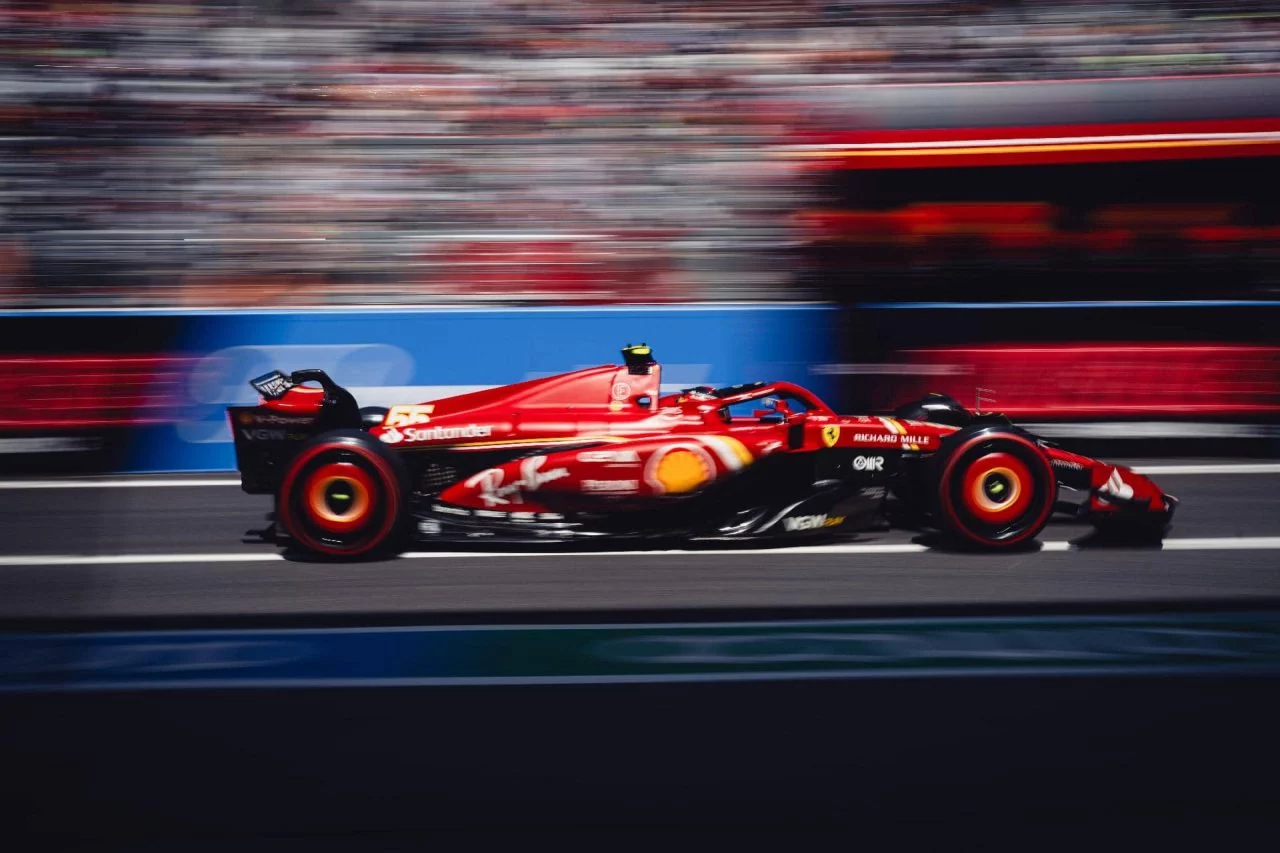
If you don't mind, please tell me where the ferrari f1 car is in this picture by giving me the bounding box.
[229,345,1176,557]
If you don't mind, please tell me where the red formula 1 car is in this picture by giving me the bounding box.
[229,345,1176,557]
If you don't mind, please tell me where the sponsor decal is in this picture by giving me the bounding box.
[252,372,294,400]
[853,433,899,445]
[238,412,314,427]
[417,519,442,536]
[384,404,435,428]
[782,514,846,532]
[583,479,641,493]
[644,442,717,495]
[822,425,840,448]
[577,449,642,464]
[241,428,286,442]
[1098,467,1135,502]
[647,445,714,494]
[379,426,404,444]
[852,455,884,472]
[849,431,932,449]
[875,416,930,451]
[465,455,569,507]
[611,382,632,401]
[1053,458,1087,471]
[431,504,471,516]
[638,436,753,495]
[859,486,887,499]
[397,424,495,443]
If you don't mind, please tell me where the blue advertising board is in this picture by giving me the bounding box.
[6,610,1279,692]
[125,304,838,472]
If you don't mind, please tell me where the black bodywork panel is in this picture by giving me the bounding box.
[405,445,906,544]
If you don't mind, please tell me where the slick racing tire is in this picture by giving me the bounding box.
[277,429,407,558]
[932,424,1055,549]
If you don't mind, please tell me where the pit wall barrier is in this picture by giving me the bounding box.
[831,301,1280,443]
[1,301,1278,475]
[6,606,1280,839]
[5,609,1277,692]
[0,305,839,473]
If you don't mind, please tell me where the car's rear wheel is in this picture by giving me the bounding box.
[277,430,406,558]
[933,425,1055,549]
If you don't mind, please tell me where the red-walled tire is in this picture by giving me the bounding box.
[277,430,407,558]
[932,425,1055,549]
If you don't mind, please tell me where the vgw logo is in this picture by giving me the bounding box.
[782,514,846,532]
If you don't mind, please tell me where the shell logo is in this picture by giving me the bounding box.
[643,436,754,495]
[652,448,715,493]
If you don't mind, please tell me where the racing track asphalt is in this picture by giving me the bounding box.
[0,460,1277,620]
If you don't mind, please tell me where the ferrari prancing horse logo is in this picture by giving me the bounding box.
[822,425,840,448]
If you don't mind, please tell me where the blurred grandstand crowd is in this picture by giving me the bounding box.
[1,0,1278,306]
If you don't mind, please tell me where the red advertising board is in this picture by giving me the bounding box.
[0,356,192,429]
[863,344,1280,418]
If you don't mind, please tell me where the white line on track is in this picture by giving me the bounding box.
[0,478,242,490]
[0,553,284,566]
[2,537,1280,567]
[1161,537,1280,551]
[0,462,1277,491]
[786,131,1280,151]
[1130,463,1280,475]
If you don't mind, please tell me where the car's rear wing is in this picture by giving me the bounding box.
[250,370,294,400]
[250,369,349,402]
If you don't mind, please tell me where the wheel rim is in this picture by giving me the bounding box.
[940,436,1054,546]
[960,452,1032,524]
[303,462,374,533]
[280,441,401,556]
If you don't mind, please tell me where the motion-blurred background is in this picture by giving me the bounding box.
[3,0,1280,307]
[3,3,1280,845]
[1,0,1278,472]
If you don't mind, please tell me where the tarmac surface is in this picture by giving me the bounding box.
[0,460,1276,620]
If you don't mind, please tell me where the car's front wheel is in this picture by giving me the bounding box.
[932,424,1056,549]
[277,429,407,558]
